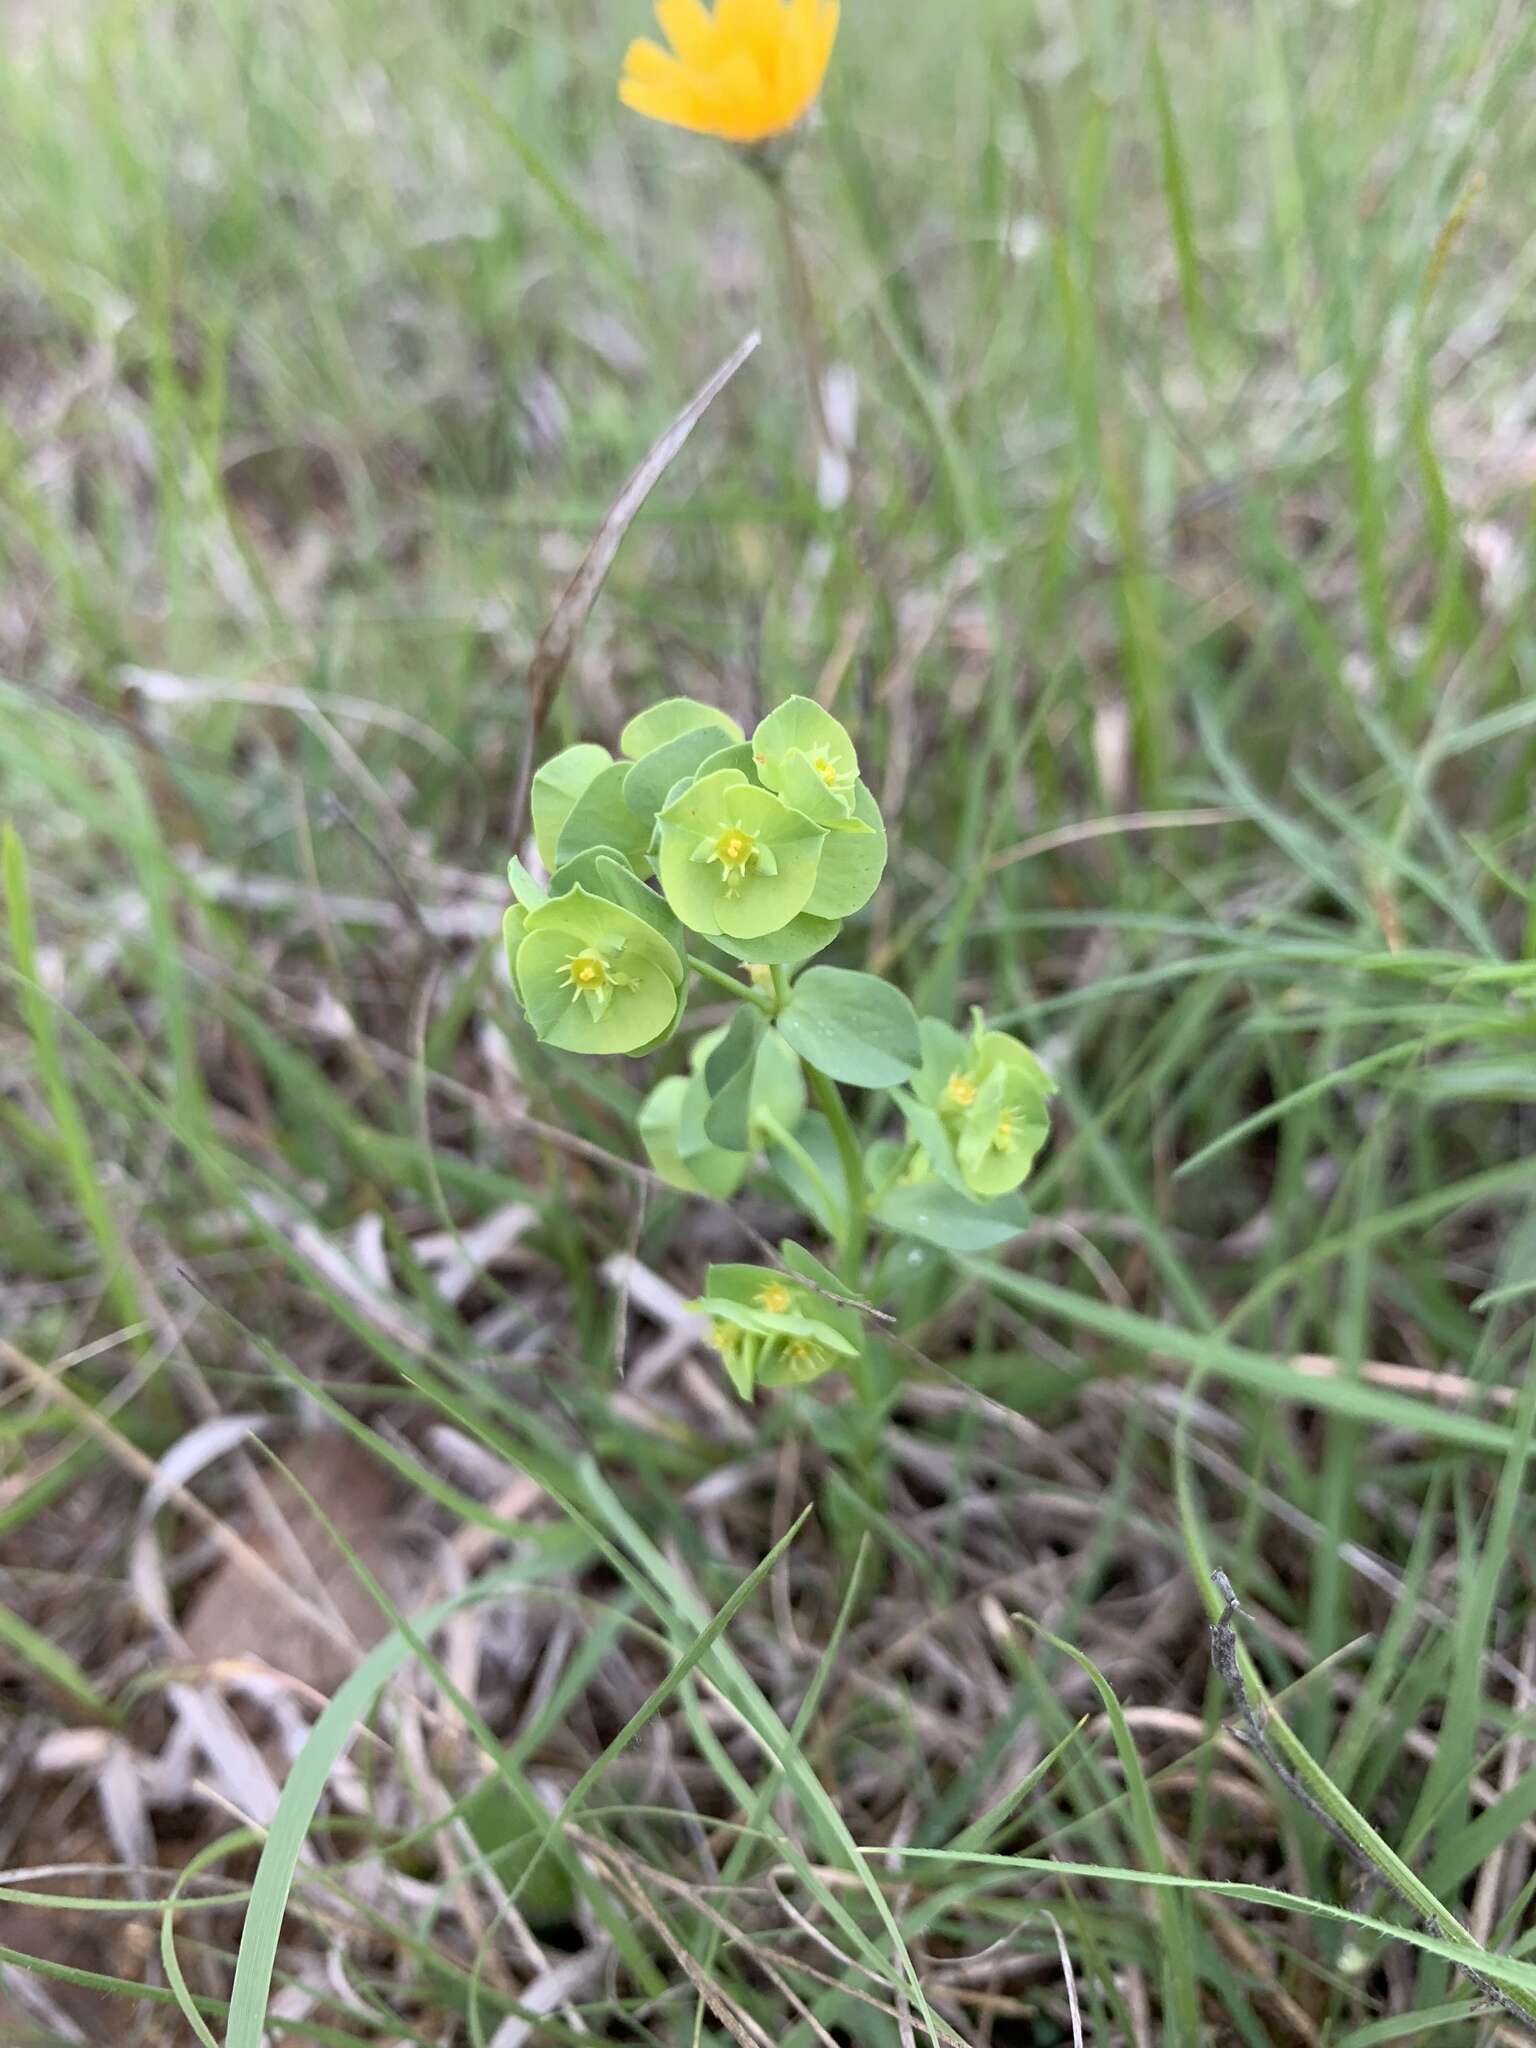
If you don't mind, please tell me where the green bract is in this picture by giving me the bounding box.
[909,1011,1056,1200]
[804,783,886,919]
[693,1262,862,1400]
[752,698,860,822]
[657,768,826,940]
[620,698,742,761]
[531,744,610,872]
[639,1024,806,1196]
[512,884,684,1056]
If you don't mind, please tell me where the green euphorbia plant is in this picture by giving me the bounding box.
[505,696,1056,1402]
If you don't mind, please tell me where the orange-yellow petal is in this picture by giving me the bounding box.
[622,35,681,81]
[619,0,838,143]
[654,0,720,64]
[620,40,700,122]
[619,71,703,129]
[714,0,788,52]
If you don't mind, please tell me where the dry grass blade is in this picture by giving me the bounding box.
[509,328,762,837]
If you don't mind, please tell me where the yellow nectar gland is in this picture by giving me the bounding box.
[993,1111,1017,1151]
[711,1320,742,1356]
[755,1281,794,1316]
[783,1337,828,1375]
[944,1071,978,1110]
[813,754,840,788]
[559,947,629,1017]
[710,824,759,895]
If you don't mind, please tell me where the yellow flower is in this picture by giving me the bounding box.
[620,0,839,146]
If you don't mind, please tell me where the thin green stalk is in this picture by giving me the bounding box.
[766,174,834,456]
[755,1109,842,1233]
[688,953,773,1011]
[804,1063,868,1289]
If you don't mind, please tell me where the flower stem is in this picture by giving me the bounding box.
[755,1109,841,1235]
[768,965,868,1285]
[805,1062,867,1288]
[688,954,773,1012]
[868,1139,919,1210]
[769,179,834,457]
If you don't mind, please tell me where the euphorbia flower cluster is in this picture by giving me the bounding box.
[505,695,1053,1401]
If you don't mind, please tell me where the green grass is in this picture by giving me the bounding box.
[3,0,1536,2042]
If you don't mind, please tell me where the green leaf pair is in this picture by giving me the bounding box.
[694,1259,863,1400]
[638,1020,806,1197]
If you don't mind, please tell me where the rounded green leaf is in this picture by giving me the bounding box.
[638,1075,747,1198]
[877,1177,1032,1252]
[702,1008,764,1151]
[620,698,742,761]
[555,760,654,870]
[803,784,887,921]
[757,1337,847,1388]
[778,967,921,1087]
[693,741,759,785]
[705,911,842,968]
[623,724,741,822]
[531,744,610,872]
[681,1021,807,1155]
[657,769,826,940]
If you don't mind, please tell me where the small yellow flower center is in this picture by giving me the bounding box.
[711,1320,741,1355]
[994,1113,1016,1149]
[707,823,761,896]
[945,1072,978,1110]
[782,1336,830,1377]
[560,948,611,993]
[755,1282,793,1316]
[813,754,839,787]
[558,947,633,1019]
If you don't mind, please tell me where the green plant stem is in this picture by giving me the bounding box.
[868,1140,919,1209]
[687,953,773,1011]
[755,1109,842,1234]
[768,964,870,1289]
[767,176,834,456]
[804,1064,868,1289]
